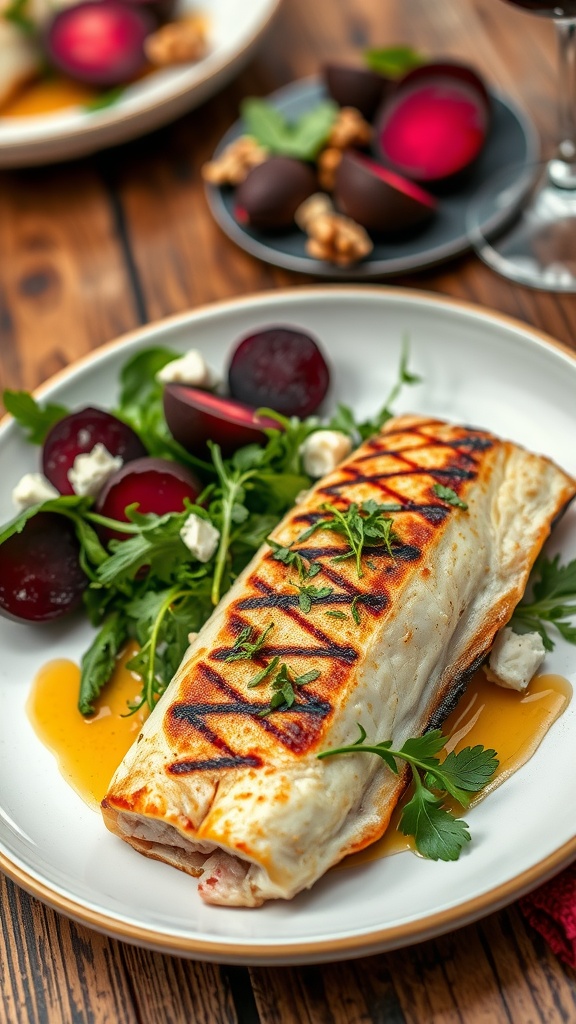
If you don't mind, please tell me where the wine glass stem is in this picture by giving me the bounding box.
[551,18,576,187]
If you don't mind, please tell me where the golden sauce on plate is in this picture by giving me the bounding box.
[0,78,99,117]
[27,645,146,810]
[28,657,571,838]
[340,669,572,867]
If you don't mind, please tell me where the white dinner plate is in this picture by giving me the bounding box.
[1,286,575,965]
[0,0,281,167]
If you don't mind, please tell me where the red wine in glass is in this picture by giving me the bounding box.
[502,1,576,14]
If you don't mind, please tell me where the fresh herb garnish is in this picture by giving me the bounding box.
[325,610,347,620]
[351,595,363,625]
[241,98,338,161]
[318,725,498,861]
[268,537,319,580]
[258,662,321,716]
[433,484,468,510]
[289,582,333,613]
[225,622,275,661]
[511,554,576,651]
[3,0,34,32]
[364,45,426,79]
[247,656,280,688]
[298,500,398,577]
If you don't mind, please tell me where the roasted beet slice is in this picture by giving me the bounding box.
[163,386,281,458]
[323,63,389,120]
[45,1,153,87]
[375,62,491,183]
[43,408,147,496]
[227,326,330,418]
[235,157,317,231]
[0,512,87,623]
[96,457,202,529]
[334,151,437,233]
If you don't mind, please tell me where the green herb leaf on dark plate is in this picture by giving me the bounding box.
[3,390,69,445]
[364,45,426,79]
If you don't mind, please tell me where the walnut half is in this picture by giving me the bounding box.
[145,15,208,67]
[202,136,269,187]
[295,193,373,267]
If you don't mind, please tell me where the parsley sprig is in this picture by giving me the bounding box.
[298,500,399,577]
[289,582,333,613]
[433,483,468,510]
[255,662,321,717]
[224,623,275,662]
[511,554,576,651]
[318,726,498,861]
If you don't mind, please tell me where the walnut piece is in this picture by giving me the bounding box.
[145,15,208,67]
[317,147,342,191]
[294,192,334,232]
[327,106,373,150]
[306,212,373,267]
[202,136,269,187]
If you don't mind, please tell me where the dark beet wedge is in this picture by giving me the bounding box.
[334,151,437,233]
[0,512,87,623]
[96,457,202,540]
[375,62,491,184]
[163,386,282,458]
[227,326,330,418]
[323,63,390,120]
[123,0,176,24]
[45,1,153,87]
[235,157,317,231]
[43,408,147,496]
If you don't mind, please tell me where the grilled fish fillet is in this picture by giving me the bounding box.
[102,415,576,906]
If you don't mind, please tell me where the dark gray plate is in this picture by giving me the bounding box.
[205,77,539,279]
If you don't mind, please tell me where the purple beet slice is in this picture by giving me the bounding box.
[96,457,202,528]
[235,157,317,231]
[45,1,153,87]
[0,512,87,623]
[228,326,330,418]
[163,386,281,458]
[334,151,437,233]
[43,408,147,496]
[323,63,390,120]
[375,62,491,183]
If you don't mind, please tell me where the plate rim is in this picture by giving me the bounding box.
[205,76,540,280]
[1,283,575,964]
[0,0,282,163]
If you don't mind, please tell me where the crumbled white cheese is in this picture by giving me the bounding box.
[485,627,546,691]
[300,430,353,478]
[180,513,220,562]
[12,472,59,510]
[67,443,123,497]
[156,350,219,390]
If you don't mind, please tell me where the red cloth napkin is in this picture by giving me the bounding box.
[519,862,576,969]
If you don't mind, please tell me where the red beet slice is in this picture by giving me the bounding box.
[235,157,317,231]
[43,408,147,496]
[45,1,153,87]
[323,63,390,120]
[96,457,202,529]
[376,62,491,183]
[0,512,87,623]
[227,326,330,418]
[334,151,437,233]
[163,386,281,458]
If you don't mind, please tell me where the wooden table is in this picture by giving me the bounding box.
[1,0,576,1020]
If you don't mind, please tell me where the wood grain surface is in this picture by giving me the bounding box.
[1,1,576,1021]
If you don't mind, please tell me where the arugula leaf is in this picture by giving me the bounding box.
[241,98,338,160]
[364,45,426,79]
[3,0,34,32]
[317,727,498,861]
[511,554,576,651]
[78,611,128,715]
[433,484,468,510]
[3,391,69,445]
[84,87,124,112]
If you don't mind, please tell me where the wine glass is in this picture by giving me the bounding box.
[467,1,576,290]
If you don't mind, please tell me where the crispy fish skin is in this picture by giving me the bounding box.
[102,416,576,906]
